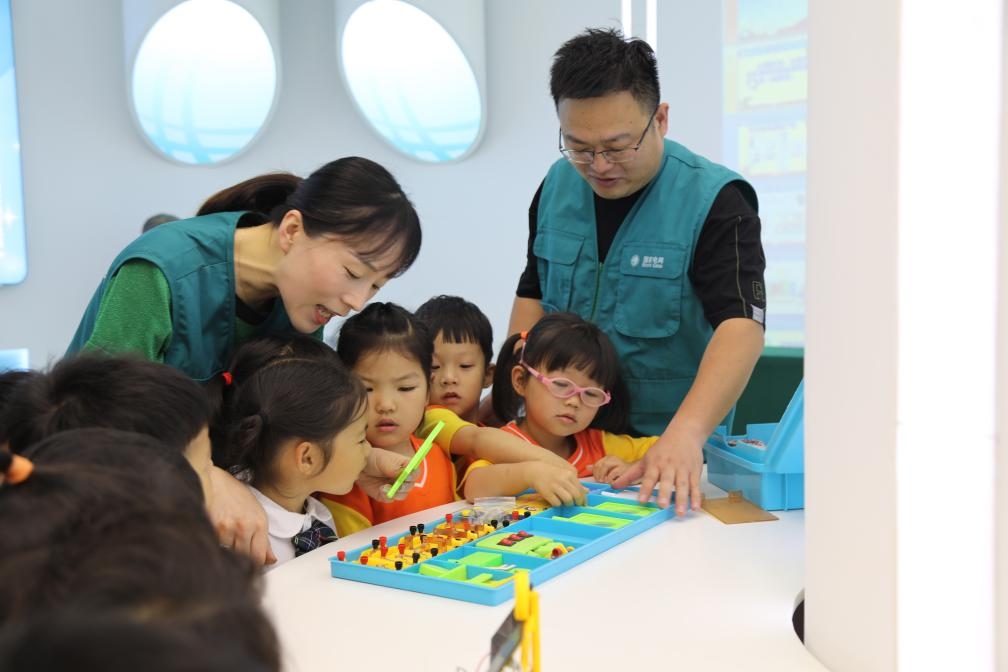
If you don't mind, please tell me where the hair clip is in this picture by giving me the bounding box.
[2,453,34,485]
[221,371,233,386]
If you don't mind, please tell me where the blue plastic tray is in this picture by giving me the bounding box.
[704,379,805,510]
[328,490,673,605]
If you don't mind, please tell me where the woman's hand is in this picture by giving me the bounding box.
[206,466,276,566]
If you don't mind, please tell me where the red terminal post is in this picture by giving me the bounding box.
[360,555,369,565]
[512,510,520,521]
[337,551,346,561]
[379,535,387,547]
[398,542,406,555]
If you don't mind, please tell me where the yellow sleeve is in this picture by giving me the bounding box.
[457,458,494,493]
[419,406,471,454]
[320,499,373,538]
[600,433,659,462]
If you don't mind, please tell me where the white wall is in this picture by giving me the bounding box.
[807,1,1006,670]
[805,0,900,667]
[0,0,624,366]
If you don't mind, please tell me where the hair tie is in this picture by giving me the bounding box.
[221,371,233,386]
[1,453,34,485]
[256,410,268,427]
[519,331,528,340]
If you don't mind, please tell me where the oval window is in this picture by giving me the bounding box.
[341,1,483,162]
[130,0,277,165]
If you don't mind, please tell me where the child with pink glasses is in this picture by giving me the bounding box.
[463,312,658,498]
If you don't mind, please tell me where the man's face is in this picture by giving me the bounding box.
[557,91,668,200]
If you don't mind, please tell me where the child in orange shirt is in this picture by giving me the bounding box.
[323,303,584,535]
[466,312,658,498]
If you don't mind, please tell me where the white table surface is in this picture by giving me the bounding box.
[262,477,827,671]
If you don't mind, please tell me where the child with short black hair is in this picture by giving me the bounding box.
[414,295,494,424]
[222,357,371,565]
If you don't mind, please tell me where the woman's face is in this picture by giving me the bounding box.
[274,212,402,333]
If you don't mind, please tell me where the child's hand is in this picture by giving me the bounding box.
[357,447,416,502]
[589,456,634,486]
[524,462,588,507]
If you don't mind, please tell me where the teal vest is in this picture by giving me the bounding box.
[68,212,298,382]
[536,139,757,435]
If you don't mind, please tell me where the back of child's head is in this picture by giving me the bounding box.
[414,295,494,366]
[37,512,279,671]
[0,507,279,670]
[0,429,206,584]
[2,352,209,455]
[222,357,366,482]
[492,312,631,433]
[337,301,433,380]
[0,608,276,672]
[0,369,35,410]
[209,333,340,458]
[0,369,37,446]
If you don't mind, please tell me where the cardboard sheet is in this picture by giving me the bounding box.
[701,490,779,524]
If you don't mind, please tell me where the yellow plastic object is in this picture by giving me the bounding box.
[512,570,540,672]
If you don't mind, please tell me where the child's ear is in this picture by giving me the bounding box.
[482,363,495,389]
[511,364,527,396]
[295,440,323,476]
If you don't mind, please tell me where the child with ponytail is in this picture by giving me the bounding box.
[222,357,371,565]
[466,312,659,498]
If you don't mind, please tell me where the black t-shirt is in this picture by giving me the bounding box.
[516,180,767,329]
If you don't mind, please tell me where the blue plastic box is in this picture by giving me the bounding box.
[703,380,804,511]
[328,489,672,606]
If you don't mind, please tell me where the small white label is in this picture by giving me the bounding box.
[752,305,765,324]
[641,255,665,269]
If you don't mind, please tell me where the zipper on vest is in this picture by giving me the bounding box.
[589,261,603,320]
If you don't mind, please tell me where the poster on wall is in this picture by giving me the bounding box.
[0,0,26,285]
[723,0,807,348]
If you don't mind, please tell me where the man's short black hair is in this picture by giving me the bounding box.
[550,27,660,111]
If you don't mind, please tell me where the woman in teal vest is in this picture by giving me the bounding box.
[67,156,422,565]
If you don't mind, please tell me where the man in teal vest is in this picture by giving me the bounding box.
[510,28,766,516]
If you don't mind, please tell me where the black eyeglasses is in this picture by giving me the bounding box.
[559,107,658,165]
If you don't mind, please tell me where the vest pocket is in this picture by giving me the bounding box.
[533,230,583,312]
[614,243,687,338]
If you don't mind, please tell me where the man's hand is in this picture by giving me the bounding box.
[356,447,416,502]
[206,466,275,566]
[611,424,704,515]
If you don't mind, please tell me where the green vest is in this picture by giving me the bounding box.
[68,212,298,382]
[536,139,757,435]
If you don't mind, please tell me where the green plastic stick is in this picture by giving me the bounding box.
[384,419,444,499]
